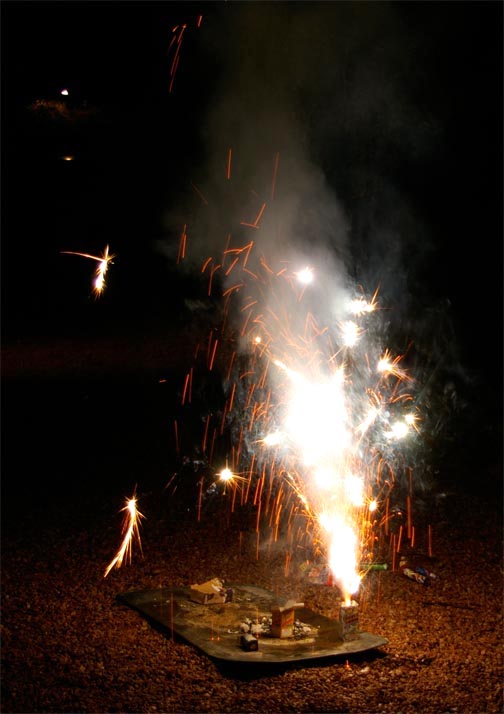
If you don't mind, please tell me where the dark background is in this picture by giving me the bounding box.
[1,1,502,510]
[2,2,503,342]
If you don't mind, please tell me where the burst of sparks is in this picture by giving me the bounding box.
[198,270,416,599]
[172,149,421,604]
[348,290,379,316]
[200,278,414,599]
[377,349,411,381]
[214,465,247,498]
[104,495,145,578]
[61,244,115,297]
[219,467,234,482]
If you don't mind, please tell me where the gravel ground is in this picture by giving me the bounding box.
[1,346,502,714]
[2,464,502,714]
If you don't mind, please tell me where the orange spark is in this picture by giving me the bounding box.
[253,202,266,227]
[271,151,280,200]
[190,182,209,205]
[177,224,187,263]
[226,148,232,180]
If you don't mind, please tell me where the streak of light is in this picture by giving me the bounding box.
[61,244,115,297]
[104,495,145,577]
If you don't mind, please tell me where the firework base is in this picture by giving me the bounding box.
[118,584,388,664]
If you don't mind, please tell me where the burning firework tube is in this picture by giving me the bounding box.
[339,600,359,636]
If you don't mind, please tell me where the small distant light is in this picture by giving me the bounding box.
[61,155,75,161]
[60,89,69,96]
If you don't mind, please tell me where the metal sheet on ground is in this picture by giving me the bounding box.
[118,584,388,664]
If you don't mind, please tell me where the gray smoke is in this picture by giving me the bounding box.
[161,1,442,333]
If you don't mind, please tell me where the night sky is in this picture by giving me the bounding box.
[1,1,503,495]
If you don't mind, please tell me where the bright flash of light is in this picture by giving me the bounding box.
[404,412,420,432]
[263,430,283,446]
[340,320,361,347]
[348,296,376,316]
[313,466,338,491]
[60,88,69,96]
[216,465,247,495]
[385,420,410,440]
[61,244,115,297]
[276,361,363,600]
[295,267,314,285]
[320,514,362,600]
[377,349,410,381]
[356,406,380,435]
[281,366,348,467]
[104,496,145,578]
[219,467,234,482]
[345,473,365,507]
[93,245,114,295]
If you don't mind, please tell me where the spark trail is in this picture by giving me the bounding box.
[104,495,145,578]
[61,244,115,297]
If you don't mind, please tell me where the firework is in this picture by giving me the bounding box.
[104,495,145,578]
[171,149,423,605]
[61,244,115,297]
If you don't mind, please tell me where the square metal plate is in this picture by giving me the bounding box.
[118,584,388,664]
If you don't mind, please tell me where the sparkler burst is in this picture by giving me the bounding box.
[61,244,115,297]
[104,494,145,578]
